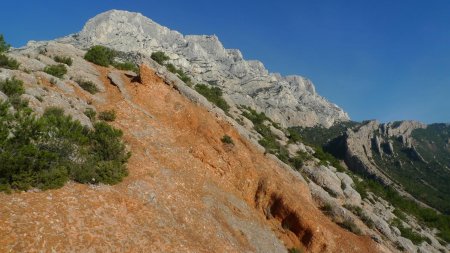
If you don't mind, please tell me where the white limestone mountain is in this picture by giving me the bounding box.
[61,9,349,128]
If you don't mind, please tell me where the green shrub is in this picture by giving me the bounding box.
[338,219,362,235]
[112,61,139,73]
[53,55,73,66]
[344,204,375,228]
[287,128,302,143]
[84,45,116,67]
[166,63,177,73]
[0,54,20,70]
[98,110,116,122]
[290,151,310,170]
[84,108,97,121]
[288,248,303,253]
[9,96,28,110]
[320,203,333,214]
[241,106,270,125]
[221,135,234,145]
[44,64,67,78]
[0,77,25,97]
[77,80,99,94]
[0,103,130,191]
[313,146,345,172]
[89,121,130,162]
[0,34,10,53]
[391,218,427,245]
[151,51,169,65]
[36,166,69,190]
[195,84,230,112]
[353,176,450,243]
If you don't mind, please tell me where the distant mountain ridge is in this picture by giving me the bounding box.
[59,9,349,128]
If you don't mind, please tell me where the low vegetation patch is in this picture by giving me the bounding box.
[151,51,170,65]
[240,105,310,170]
[0,34,10,53]
[53,55,73,66]
[166,63,192,85]
[288,248,303,253]
[337,219,362,235]
[313,146,345,172]
[0,77,25,97]
[150,51,192,85]
[44,64,67,78]
[112,61,139,73]
[84,45,116,67]
[195,84,229,113]
[0,102,130,192]
[353,176,450,243]
[84,46,139,74]
[391,218,429,245]
[84,108,96,121]
[343,204,375,228]
[221,134,234,145]
[0,35,19,70]
[98,110,116,122]
[77,80,99,94]
[0,54,20,70]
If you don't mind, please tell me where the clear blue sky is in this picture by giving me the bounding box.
[2,0,450,123]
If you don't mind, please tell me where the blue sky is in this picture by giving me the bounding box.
[1,0,450,123]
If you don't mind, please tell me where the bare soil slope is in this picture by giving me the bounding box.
[0,64,381,252]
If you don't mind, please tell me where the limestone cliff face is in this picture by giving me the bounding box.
[344,120,427,185]
[62,9,349,128]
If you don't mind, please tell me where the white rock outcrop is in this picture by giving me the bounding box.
[61,10,349,128]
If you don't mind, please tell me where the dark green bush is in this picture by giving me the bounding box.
[77,80,99,94]
[313,146,345,172]
[112,61,139,73]
[84,45,116,67]
[151,51,169,65]
[288,248,303,253]
[0,54,20,70]
[164,63,192,85]
[344,204,375,228]
[98,110,116,122]
[241,106,270,125]
[287,128,302,143]
[353,176,450,243]
[0,103,130,191]
[195,84,230,112]
[221,135,234,145]
[44,64,67,78]
[338,219,362,235]
[53,55,73,66]
[391,218,427,245]
[0,35,19,70]
[0,77,25,97]
[290,151,309,170]
[84,108,97,121]
[166,63,177,73]
[0,34,10,53]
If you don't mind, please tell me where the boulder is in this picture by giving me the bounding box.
[303,166,344,198]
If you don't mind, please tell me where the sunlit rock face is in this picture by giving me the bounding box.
[66,9,350,128]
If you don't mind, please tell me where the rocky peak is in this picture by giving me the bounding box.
[64,10,349,128]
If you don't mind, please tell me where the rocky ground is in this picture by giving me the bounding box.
[0,42,383,252]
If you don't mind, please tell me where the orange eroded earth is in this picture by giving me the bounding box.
[0,64,383,252]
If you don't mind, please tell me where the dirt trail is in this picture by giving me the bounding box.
[0,65,382,252]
